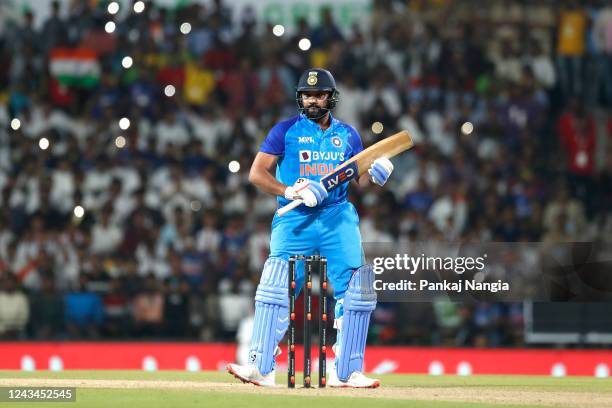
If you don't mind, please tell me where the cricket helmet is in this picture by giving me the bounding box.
[296,68,339,119]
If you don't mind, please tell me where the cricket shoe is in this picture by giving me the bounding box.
[327,367,380,388]
[226,363,276,387]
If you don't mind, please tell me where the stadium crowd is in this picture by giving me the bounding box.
[0,0,611,347]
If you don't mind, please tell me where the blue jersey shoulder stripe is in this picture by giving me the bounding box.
[259,115,300,156]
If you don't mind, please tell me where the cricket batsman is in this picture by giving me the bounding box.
[227,68,393,388]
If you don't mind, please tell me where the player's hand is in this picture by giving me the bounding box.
[368,157,394,186]
[284,178,328,207]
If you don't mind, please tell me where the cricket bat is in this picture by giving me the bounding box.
[277,130,414,216]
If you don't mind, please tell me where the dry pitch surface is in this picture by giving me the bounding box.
[0,370,611,408]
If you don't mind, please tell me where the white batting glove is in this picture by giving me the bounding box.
[368,157,394,186]
[284,178,328,207]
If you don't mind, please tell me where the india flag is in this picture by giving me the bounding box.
[50,48,101,88]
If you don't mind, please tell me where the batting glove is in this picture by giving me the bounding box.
[284,178,328,207]
[368,157,394,186]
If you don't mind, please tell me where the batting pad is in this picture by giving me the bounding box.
[335,264,377,381]
[250,258,289,375]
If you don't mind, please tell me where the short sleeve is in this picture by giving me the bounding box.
[347,125,364,157]
[259,117,298,156]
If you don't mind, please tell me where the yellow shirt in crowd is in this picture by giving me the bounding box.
[558,11,587,56]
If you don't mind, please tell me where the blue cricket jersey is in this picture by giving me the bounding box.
[259,113,363,208]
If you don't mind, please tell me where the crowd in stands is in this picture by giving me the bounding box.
[0,0,611,346]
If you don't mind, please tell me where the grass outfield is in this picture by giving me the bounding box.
[0,370,611,408]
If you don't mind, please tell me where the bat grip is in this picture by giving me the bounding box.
[276,199,304,216]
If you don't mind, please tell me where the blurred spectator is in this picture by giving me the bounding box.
[131,274,164,337]
[543,186,587,241]
[428,183,468,240]
[85,255,111,293]
[558,99,597,178]
[217,269,253,340]
[0,274,30,339]
[64,275,104,338]
[404,177,434,214]
[525,39,556,91]
[247,217,270,275]
[90,207,122,255]
[29,275,64,339]
[178,237,206,288]
[335,73,363,126]
[310,7,344,49]
[493,39,522,84]
[557,99,598,215]
[41,1,67,54]
[432,300,462,345]
[103,278,129,338]
[556,1,588,98]
[155,110,190,154]
[189,281,220,341]
[591,3,612,105]
[395,302,438,345]
[164,260,191,337]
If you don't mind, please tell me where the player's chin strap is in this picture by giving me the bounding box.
[333,264,377,381]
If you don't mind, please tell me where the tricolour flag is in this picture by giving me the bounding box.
[50,48,101,88]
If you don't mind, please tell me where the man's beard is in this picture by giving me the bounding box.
[304,105,326,120]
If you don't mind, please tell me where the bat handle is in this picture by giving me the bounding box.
[277,199,304,217]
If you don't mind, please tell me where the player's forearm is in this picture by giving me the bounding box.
[249,169,287,197]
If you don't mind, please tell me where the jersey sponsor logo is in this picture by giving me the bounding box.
[321,162,358,190]
[298,150,346,175]
[300,163,335,177]
[298,136,314,144]
[298,150,345,162]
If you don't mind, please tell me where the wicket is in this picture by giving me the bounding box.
[288,255,328,388]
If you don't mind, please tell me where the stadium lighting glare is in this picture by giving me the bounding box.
[190,201,202,212]
[461,121,474,135]
[133,1,145,13]
[371,121,384,134]
[272,24,285,37]
[105,21,116,33]
[122,56,133,68]
[39,138,50,150]
[74,206,85,218]
[228,160,240,173]
[115,136,126,148]
[180,22,192,35]
[107,2,119,15]
[164,85,176,97]
[298,38,311,51]
[10,118,21,130]
[119,117,131,130]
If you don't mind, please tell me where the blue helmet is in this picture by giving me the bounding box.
[296,68,340,119]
